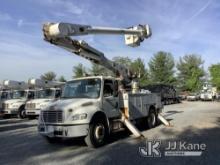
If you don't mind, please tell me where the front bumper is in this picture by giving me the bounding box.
[38,123,89,138]
[187,97,197,101]
[3,109,18,115]
[26,109,41,116]
[201,97,212,101]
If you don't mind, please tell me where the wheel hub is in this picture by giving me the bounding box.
[148,113,156,126]
[94,124,105,142]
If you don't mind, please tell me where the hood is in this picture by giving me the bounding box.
[45,98,98,111]
[27,98,52,104]
[4,99,26,104]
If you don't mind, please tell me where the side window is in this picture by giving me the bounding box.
[55,90,61,98]
[28,91,35,99]
[114,80,118,97]
[103,80,113,97]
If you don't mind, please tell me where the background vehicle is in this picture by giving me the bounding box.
[200,82,216,101]
[187,93,200,101]
[200,90,213,101]
[0,86,12,114]
[2,80,35,118]
[25,79,64,119]
[38,22,166,147]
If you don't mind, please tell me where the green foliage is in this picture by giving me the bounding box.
[112,56,132,67]
[72,63,87,78]
[148,51,175,84]
[112,56,149,85]
[130,58,149,86]
[58,75,66,82]
[177,54,205,92]
[90,63,112,76]
[40,71,56,81]
[209,63,220,90]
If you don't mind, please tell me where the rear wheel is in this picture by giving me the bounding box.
[147,109,157,129]
[85,118,108,148]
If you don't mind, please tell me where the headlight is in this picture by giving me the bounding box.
[12,104,19,108]
[72,113,87,121]
[40,104,47,109]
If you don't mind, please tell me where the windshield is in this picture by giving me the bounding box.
[12,90,26,99]
[1,91,11,99]
[62,78,101,99]
[36,89,55,99]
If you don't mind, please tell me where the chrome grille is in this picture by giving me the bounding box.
[26,103,36,109]
[42,110,63,123]
[2,103,9,109]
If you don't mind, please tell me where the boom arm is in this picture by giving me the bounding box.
[43,22,151,83]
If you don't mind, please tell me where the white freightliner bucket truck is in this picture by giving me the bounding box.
[38,22,166,147]
[2,80,35,118]
[25,79,64,119]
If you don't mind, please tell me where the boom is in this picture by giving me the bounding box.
[43,22,151,83]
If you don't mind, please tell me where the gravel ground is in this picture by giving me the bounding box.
[0,101,220,165]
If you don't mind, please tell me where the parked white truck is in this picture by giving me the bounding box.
[38,22,165,147]
[25,79,63,119]
[2,80,35,118]
[0,91,11,116]
[0,83,12,114]
[200,82,216,101]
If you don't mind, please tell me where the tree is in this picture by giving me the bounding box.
[130,58,149,86]
[209,63,220,90]
[72,63,87,78]
[112,56,132,68]
[90,63,112,76]
[90,56,132,77]
[148,51,176,84]
[40,71,56,81]
[177,54,205,92]
[112,56,132,77]
[58,75,67,82]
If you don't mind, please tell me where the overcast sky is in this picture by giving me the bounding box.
[0,0,219,81]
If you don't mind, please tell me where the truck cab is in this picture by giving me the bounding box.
[0,90,11,114]
[38,76,162,147]
[200,90,213,101]
[2,89,35,118]
[25,88,61,119]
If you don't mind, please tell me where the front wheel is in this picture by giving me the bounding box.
[18,108,26,119]
[84,119,108,148]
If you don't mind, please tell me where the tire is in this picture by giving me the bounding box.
[147,109,157,129]
[84,118,108,148]
[18,107,26,119]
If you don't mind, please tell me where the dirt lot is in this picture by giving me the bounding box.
[0,101,220,165]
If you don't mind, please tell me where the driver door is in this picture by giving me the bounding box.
[102,80,120,118]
